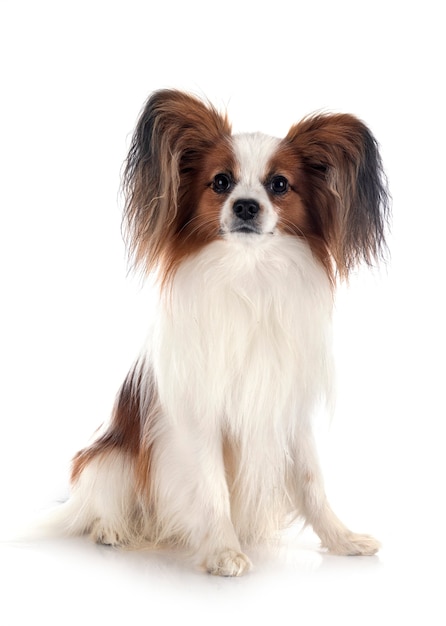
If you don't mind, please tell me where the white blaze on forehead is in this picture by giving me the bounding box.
[220,133,282,235]
[232,133,281,188]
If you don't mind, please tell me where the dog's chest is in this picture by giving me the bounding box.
[152,238,333,427]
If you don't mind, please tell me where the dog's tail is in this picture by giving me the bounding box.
[8,496,90,543]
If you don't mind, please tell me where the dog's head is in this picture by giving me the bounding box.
[123,89,390,285]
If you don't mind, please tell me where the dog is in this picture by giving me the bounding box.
[46,90,389,576]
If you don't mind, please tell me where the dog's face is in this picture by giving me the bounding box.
[122,90,389,285]
[195,133,308,241]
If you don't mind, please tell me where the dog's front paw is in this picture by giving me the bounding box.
[325,532,380,556]
[205,549,252,577]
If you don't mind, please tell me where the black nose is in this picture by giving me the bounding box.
[232,199,260,221]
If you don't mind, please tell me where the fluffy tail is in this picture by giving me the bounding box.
[8,495,90,543]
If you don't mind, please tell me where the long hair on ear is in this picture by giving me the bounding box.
[285,114,390,279]
[122,89,232,279]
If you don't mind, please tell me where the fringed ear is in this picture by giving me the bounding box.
[122,89,231,274]
[285,114,390,279]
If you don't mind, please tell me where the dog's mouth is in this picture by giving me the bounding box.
[219,225,275,237]
[219,219,276,237]
[231,224,261,235]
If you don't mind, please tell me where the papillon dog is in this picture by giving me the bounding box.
[46,90,390,576]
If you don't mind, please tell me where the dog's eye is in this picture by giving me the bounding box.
[212,173,232,194]
[269,175,289,195]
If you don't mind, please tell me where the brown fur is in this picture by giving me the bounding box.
[122,90,232,285]
[71,364,157,497]
[284,114,390,279]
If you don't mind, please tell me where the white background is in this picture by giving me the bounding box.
[1,0,445,623]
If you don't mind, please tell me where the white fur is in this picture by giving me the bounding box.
[35,132,380,576]
[150,236,333,552]
[70,234,378,574]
